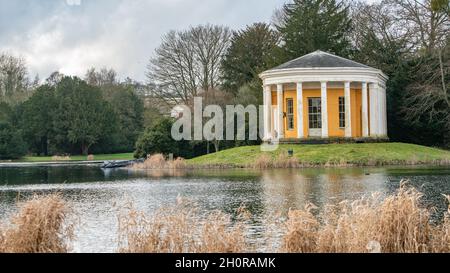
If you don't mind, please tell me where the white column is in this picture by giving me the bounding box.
[321,82,329,138]
[344,82,352,138]
[362,82,369,137]
[380,84,385,137]
[297,82,304,139]
[277,84,284,139]
[377,83,383,137]
[380,85,387,137]
[369,83,379,137]
[263,85,272,140]
[383,86,388,136]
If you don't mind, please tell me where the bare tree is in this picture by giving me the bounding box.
[46,71,65,87]
[199,88,234,153]
[402,42,449,133]
[85,67,118,87]
[147,24,231,106]
[351,1,416,54]
[353,0,448,54]
[0,52,30,104]
[390,0,450,137]
[387,0,449,53]
[351,0,449,145]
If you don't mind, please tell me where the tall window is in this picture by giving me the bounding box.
[286,98,294,130]
[339,97,346,128]
[308,98,322,129]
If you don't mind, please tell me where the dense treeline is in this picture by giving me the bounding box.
[0,0,448,159]
[1,72,145,158]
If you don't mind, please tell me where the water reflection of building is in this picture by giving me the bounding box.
[258,168,389,215]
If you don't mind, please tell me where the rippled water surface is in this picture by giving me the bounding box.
[0,165,449,253]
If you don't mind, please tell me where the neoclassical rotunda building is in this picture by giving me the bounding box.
[259,50,389,142]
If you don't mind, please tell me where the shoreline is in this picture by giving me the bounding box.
[0,161,105,168]
[2,143,449,170]
[185,161,450,170]
[129,161,450,172]
[1,161,450,171]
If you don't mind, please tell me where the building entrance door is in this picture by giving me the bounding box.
[308,98,322,137]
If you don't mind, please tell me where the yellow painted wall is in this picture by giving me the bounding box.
[327,89,345,138]
[269,88,363,139]
[351,89,363,137]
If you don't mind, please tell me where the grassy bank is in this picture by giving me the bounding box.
[188,143,450,168]
[18,153,134,163]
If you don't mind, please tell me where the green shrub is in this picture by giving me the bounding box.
[0,121,27,159]
[134,118,180,158]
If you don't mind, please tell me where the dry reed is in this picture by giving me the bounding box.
[250,154,450,169]
[281,182,450,253]
[118,199,249,253]
[253,153,300,169]
[273,153,300,168]
[253,154,272,169]
[0,183,449,253]
[131,154,187,170]
[0,194,74,253]
[51,155,71,161]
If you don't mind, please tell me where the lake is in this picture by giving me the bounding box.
[0,165,449,253]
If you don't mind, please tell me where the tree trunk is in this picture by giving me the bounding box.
[81,143,89,156]
[438,49,449,107]
[42,136,49,156]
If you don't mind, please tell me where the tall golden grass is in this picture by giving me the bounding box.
[0,194,74,253]
[51,155,72,161]
[0,183,449,253]
[252,153,450,169]
[117,199,249,253]
[282,183,450,253]
[253,153,301,169]
[131,154,187,170]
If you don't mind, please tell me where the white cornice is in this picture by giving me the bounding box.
[259,67,389,86]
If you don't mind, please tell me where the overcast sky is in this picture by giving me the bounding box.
[0,0,379,82]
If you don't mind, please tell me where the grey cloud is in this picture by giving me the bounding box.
[0,0,301,81]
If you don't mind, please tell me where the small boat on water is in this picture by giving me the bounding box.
[101,159,144,169]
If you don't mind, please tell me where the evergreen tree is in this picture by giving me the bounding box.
[20,85,56,155]
[0,102,27,159]
[99,84,145,152]
[53,77,118,155]
[221,23,281,93]
[276,0,353,60]
[134,118,179,158]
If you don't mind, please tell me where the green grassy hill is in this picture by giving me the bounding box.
[188,143,450,168]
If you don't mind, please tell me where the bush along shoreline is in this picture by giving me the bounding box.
[0,182,449,253]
